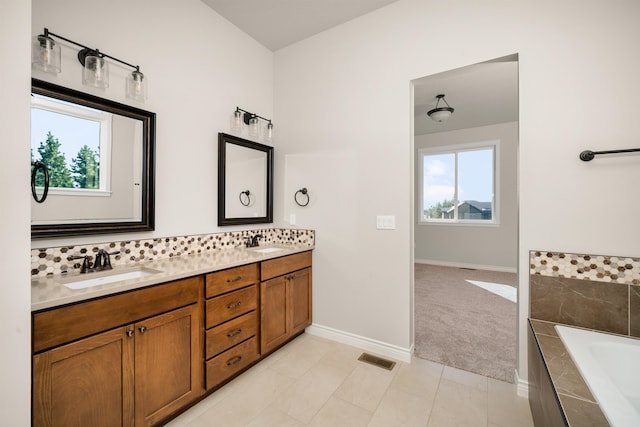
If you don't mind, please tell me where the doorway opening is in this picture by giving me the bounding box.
[411,54,519,382]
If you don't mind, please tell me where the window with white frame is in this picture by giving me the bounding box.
[419,141,499,224]
[31,94,112,196]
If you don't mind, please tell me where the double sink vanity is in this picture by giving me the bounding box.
[29,76,299,426]
[31,243,313,426]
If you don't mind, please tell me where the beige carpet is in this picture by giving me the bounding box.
[414,263,517,383]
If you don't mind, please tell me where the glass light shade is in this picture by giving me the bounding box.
[230,110,243,132]
[83,55,109,88]
[248,116,260,138]
[32,35,61,74]
[126,70,147,101]
[428,109,453,122]
[264,122,274,142]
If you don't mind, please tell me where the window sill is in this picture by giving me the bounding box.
[417,221,500,227]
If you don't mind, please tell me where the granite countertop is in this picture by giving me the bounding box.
[528,319,610,427]
[31,244,313,312]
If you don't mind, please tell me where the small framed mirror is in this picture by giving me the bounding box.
[30,79,155,238]
[218,133,273,225]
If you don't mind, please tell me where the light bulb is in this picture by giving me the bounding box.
[264,122,274,142]
[126,69,147,101]
[231,110,243,132]
[248,116,259,138]
[83,54,109,88]
[32,34,61,74]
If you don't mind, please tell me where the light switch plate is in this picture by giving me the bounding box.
[376,215,396,229]
[289,213,296,225]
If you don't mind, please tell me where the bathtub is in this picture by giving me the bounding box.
[555,325,640,427]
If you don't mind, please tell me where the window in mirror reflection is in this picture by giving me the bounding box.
[31,94,112,196]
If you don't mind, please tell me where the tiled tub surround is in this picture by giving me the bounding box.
[528,320,610,427]
[529,250,640,427]
[31,229,314,311]
[31,228,314,278]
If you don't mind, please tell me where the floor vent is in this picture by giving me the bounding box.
[357,353,396,371]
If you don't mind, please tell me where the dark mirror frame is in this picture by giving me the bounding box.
[31,78,155,239]
[218,133,273,226]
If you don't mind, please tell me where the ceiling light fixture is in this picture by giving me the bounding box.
[427,94,454,122]
[231,107,274,143]
[32,28,147,102]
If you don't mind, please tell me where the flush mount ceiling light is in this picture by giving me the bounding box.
[32,28,147,102]
[231,107,274,143]
[427,94,455,122]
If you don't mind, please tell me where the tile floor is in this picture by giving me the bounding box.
[165,334,534,427]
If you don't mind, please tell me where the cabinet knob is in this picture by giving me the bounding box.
[226,355,242,366]
[138,326,147,334]
[126,329,134,337]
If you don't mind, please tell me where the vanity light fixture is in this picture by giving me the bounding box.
[32,28,147,102]
[231,107,274,143]
[427,94,455,122]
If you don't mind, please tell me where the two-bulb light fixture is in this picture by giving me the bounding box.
[427,94,455,122]
[231,107,274,143]
[32,28,147,102]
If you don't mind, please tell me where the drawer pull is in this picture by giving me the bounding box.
[227,276,242,283]
[227,328,243,338]
[226,355,242,366]
[227,301,242,309]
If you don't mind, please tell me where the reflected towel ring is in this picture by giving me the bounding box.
[31,161,49,203]
[239,190,252,206]
[294,188,309,207]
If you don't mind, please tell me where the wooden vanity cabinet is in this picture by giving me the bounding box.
[204,263,260,390]
[260,251,312,355]
[32,276,203,427]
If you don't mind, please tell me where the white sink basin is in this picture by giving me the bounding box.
[63,268,161,290]
[250,247,285,254]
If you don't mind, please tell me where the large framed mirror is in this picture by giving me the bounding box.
[218,133,273,226]
[31,78,155,238]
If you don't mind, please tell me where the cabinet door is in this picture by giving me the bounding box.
[289,267,312,336]
[260,276,289,354]
[33,326,135,427]
[134,303,203,427]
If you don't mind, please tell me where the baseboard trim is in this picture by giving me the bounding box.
[415,258,517,273]
[515,369,529,398]
[306,324,413,363]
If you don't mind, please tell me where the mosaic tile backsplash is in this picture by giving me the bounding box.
[32,228,314,277]
[530,250,640,285]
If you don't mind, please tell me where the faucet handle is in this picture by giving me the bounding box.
[68,255,93,274]
[102,250,120,270]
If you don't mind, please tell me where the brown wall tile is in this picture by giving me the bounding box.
[530,275,628,335]
[630,286,640,338]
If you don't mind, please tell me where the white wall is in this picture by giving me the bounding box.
[274,0,640,380]
[0,0,32,423]
[415,122,518,271]
[31,0,275,249]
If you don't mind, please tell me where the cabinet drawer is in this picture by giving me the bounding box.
[206,263,259,298]
[206,311,257,359]
[33,276,203,353]
[206,337,259,390]
[260,251,312,281]
[205,285,257,328]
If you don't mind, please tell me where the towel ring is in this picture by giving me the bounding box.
[239,190,252,206]
[294,188,309,207]
[31,161,49,203]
